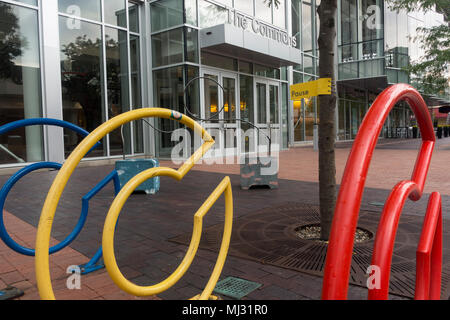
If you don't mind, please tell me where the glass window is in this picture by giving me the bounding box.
[304,55,313,74]
[104,0,127,27]
[105,27,131,156]
[240,75,254,129]
[151,0,183,32]
[340,0,358,45]
[58,0,101,22]
[17,0,38,6]
[273,0,286,29]
[293,71,303,84]
[291,0,301,49]
[130,34,143,154]
[199,0,228,28]
[152,28,183,67]
[255,0,272,24]
[185,27,199,63]
[128,1,139,33]
[59,16,106,157]
[0,4,43,164]
[239,60,253,74]
[254,64,280,79]
[185,0,198,26]
[216,0,232,7]
[269,85,279,124]
[302,3,312,52]
[235,0,253,15]
[203,74,219,123]
[256,83,267,124]
[201,51,238,71]
[153,66,184,153]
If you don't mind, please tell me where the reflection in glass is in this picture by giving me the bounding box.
[293,99,304,142]
[273,0,286,29]
[269,85,279,124]
[203,74,219,123]
[256,83,267,124]
[0,4,43,164]
[153,66,184,154]
[151,0,183,32]
[240,75,254,129]
[128,1,139,33]
[152,28,183,67]
[58,0,101,22]
[199,0,228,28]
[235,0,253,15]
[185,0,198,26]
[130,34,143,154]
[255,0,272,24]
[59,16,106,157]
[216,0,232,6]
[104,0,126,27]
[17,0,38,6]
[185,28,198,63]
[223,77,235,122]
[281,83,288,148]
[291,0,301,49]
[105,27,131,156]
[302,3,312,52]
[201,51,237,71]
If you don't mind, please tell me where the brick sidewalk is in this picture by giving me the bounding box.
[0,137,449,300]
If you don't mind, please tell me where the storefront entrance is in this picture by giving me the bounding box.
[200,68,281,158]
[201,68,239,158]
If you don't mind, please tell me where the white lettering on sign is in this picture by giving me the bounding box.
[227,9,297,48]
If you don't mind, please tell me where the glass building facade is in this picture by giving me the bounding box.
[0,0,447,167]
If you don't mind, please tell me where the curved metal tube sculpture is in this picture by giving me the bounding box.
[35,108,233,300]
[0,118,102,256]
[321,83,442,300]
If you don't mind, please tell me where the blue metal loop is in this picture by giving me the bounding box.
[0,118,101,256]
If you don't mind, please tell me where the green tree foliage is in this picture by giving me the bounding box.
[387,0,449,95]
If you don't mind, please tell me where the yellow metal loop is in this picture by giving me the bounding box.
[102,172,233,298]
[34,108,232,300]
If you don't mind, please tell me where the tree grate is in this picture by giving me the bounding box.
[171,202,450,299]
[213,277,262,300]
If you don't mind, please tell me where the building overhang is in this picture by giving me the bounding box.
[200,24,302,68]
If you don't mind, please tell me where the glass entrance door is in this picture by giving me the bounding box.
[201,69,239,159]
[255,79,281,151]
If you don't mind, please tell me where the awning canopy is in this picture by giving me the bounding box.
[200,24,302,68]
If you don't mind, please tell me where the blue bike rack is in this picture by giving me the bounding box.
[0,118,120,275]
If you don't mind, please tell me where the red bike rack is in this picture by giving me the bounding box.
[321,83,443,300]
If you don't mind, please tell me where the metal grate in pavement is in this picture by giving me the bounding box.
[214,277,262,300]
[171,202,450,299]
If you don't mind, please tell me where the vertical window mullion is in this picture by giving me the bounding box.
[126,0,135,155]
[101,0,111,157]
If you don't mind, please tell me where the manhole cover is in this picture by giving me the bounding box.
[214,277,262,300]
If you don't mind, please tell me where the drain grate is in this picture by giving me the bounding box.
[214,277,262,299]
[171,202,450,299]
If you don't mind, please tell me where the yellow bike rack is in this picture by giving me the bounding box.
[35,108,233,300]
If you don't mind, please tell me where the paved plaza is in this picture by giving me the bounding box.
[1,137,450,300]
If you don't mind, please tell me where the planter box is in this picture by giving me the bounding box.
[115,159,160,194]
[240,156,278,190]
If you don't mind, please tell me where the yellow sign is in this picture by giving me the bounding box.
[290,78,332,101]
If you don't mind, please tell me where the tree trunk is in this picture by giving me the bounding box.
[317,1,338,240]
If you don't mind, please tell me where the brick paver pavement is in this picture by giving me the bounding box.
[0,137,449,300]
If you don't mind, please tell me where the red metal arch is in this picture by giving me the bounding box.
[321,83,442,300]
